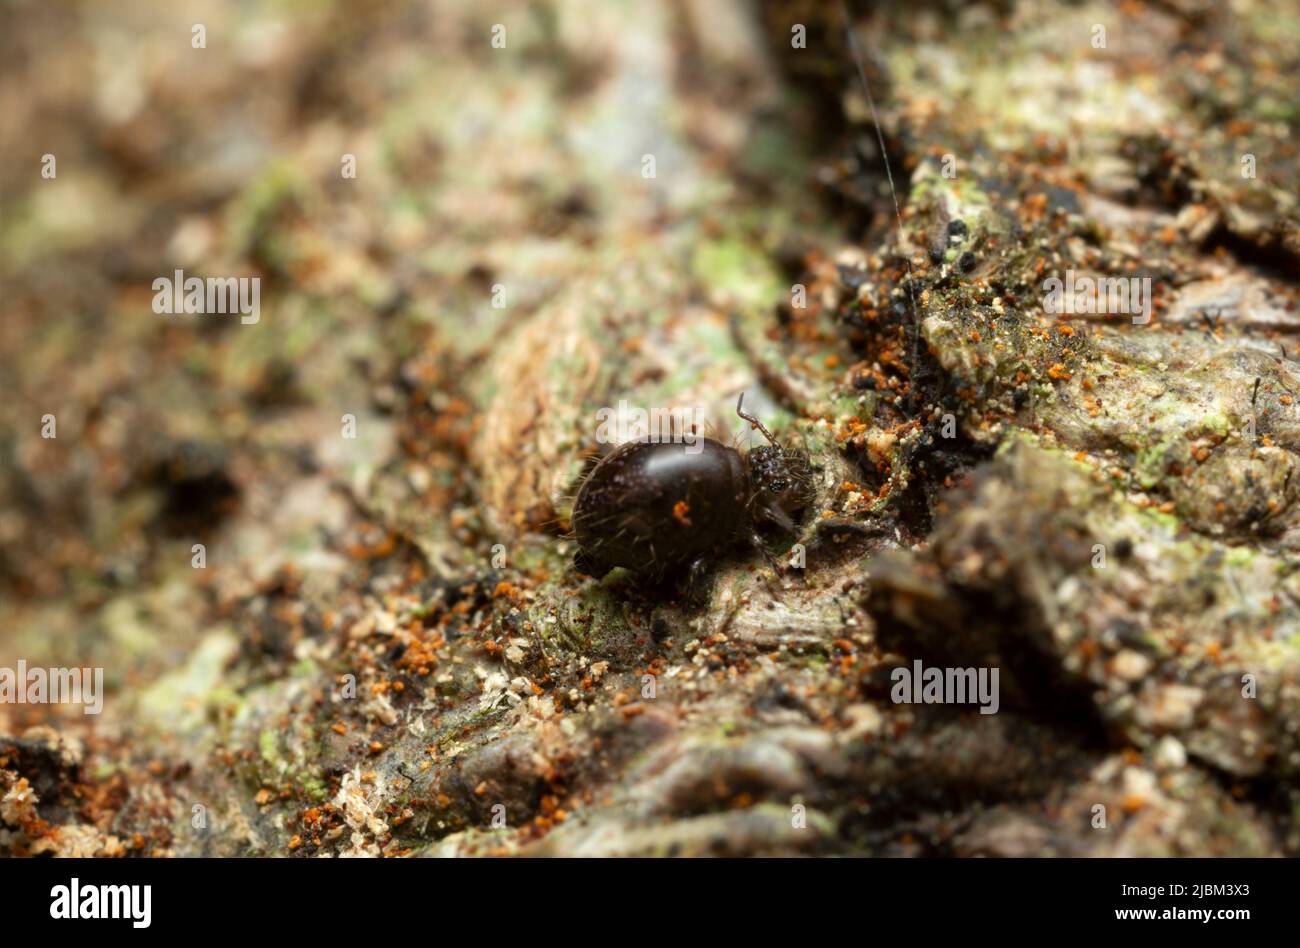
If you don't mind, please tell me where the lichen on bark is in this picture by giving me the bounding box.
[2,0,1298,857]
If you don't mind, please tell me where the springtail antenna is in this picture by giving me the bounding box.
[736,392,780,447]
